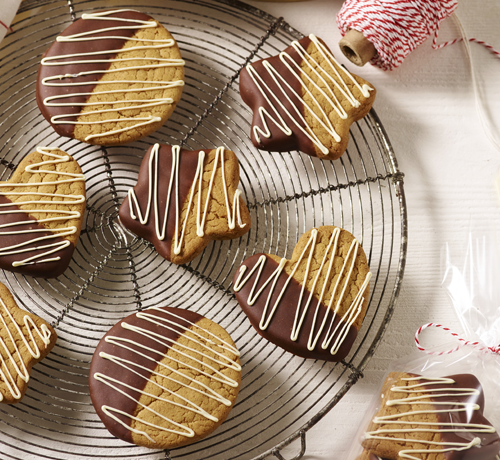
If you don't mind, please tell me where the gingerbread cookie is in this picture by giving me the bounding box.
[362,372,500,460]
[240,34,375,160]
[89,306,241,449]
[0,147,86,278]
[0,282,57,403]
[233,226,371,361]
[119,143,251,265]
[37,9,184,145]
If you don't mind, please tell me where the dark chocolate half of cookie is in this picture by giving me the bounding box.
[233,226,370,362]
[0,147,85,278]
[234,253,358,361]
[240,34,376,160]
[0,196,76,278]
[118,143,250,265]
[240,39,311,154]
[89,306,241,449]
[363,372,500,460]
[119,144,198,262]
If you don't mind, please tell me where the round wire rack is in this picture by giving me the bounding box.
[0,0,407,459]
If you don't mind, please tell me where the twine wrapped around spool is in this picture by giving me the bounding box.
[336,0,458,70]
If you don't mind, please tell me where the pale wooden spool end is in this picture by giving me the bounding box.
[339,29,376,67]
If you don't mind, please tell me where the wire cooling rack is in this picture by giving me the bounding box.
[0,0,407,459]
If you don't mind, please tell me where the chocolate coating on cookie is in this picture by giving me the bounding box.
[434,374,499,460]
[240,34,375,160]
[37,10,141,138]
[0,147,85,278]
[234,254,357,361]
[37,9,184,145]
[89,306,241,449]
[119,143,251,265]
[363,373,500,460]
[119,144,199,262]
[240,37,314,154]
[0,195,75,277]
[233,226,370,361]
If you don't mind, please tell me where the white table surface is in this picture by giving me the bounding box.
[241,0,500,458]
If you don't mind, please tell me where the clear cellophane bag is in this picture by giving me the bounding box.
[346,232,500,460]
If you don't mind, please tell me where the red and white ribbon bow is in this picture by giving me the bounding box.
[415,322,500,355]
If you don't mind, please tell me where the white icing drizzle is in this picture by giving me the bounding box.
[233,228,371,355]
[245,34,373,155]
[94,307,240,443]
[0,296,52,401]
[40,9,185,141]
[0,146,85,267]
[127,144,247,256]
[365,376,497,460]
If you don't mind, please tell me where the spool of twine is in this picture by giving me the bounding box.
[336,1,500,184]
[336,0,458,70]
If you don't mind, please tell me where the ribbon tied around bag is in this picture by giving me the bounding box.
[415,322,500,355]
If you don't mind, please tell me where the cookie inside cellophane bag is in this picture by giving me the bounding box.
[346,232,500,460]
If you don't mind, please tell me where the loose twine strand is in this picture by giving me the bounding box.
[415,322,500,355]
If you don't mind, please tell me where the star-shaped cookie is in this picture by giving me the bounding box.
[240,34,376,160]
[119,143,251,265]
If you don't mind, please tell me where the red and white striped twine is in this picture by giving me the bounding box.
[414,322,500,355]
[336,0,500,71]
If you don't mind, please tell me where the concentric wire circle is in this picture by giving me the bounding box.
[0,0,407,459]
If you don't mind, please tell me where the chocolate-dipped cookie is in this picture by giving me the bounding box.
[119,143,251,265]
[0,147,86,278]
[0,282,57,403]
[37,9,184,145]
[233,226,371,361]
[240,34,375,160]
[362,372,500,460]
[89,306,241,449]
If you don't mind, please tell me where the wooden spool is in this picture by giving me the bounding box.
[339,29,377,66]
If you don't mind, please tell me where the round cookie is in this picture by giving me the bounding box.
[233,226,371,361]
[89,306,241,449]
[37,9,185,145]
